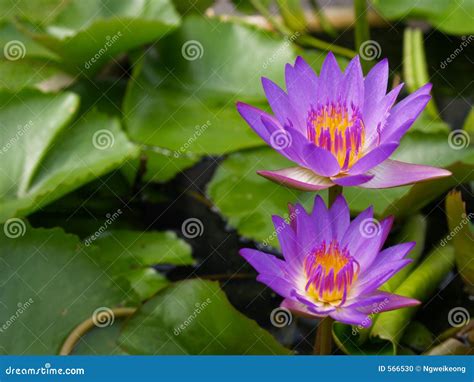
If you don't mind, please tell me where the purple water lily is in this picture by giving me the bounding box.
[237,53,451,190]
[240,195,419,327]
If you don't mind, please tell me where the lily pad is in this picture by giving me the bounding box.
[0,226,135,354]
[88,230,194,300]
[0,90,139,222]
[119,279,292,354]
[123,16,296,157]
[20,0,181,73]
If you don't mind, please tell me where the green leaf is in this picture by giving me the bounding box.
[370,245,455,354]
[172,0,214,14]
[0,226,135,354]
[20,0,180,73]
[0,22,72,91]
[0,90,139,222]
[122,148,199,184]
[371,0,474,35]
[463,107,474,133]
[123,16,296,157]
[445,191,474,292]
[400,321,435,353]
[88,230,194,300]
[0,0,69,24]
[119,279,291,354]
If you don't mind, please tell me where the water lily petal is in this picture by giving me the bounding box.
[359,159,452,188]
[260,115,307,165]
[311,195,333,245]
[331,173,374,186]
[329,307,372,327]
[281,298,324,318]
[262,77,303,130]
[355,259,413,293]
[351,216,394,270]
[364,58,388,110]
[257,167,334,191]
[347,291,420,313]
[319,52,343,103]
[239,248,288,279]
[285,56,318,123]
[272,215,300,270]
[370,242,416,268]
[383,83,432,143]
[236,102,280,144]
[329,195,350,241]
[348,142,399,175]
[256,274,295,299]
[341,55,364,108]
[303,143,340,176]
[364,83,404,148]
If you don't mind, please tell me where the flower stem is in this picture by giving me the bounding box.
[354,0,371,72]
[59,307,136,355]
[328,185,343,206]
[314,316,335,355]
[250,0,356,59]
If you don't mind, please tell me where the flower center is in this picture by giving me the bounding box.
[307,103,365,170]
[304,240,359,304]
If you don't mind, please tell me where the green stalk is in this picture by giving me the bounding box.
[309,0,337,37]
[250,0,356,59]
[354,0,371,72]
[314,316,335,355]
